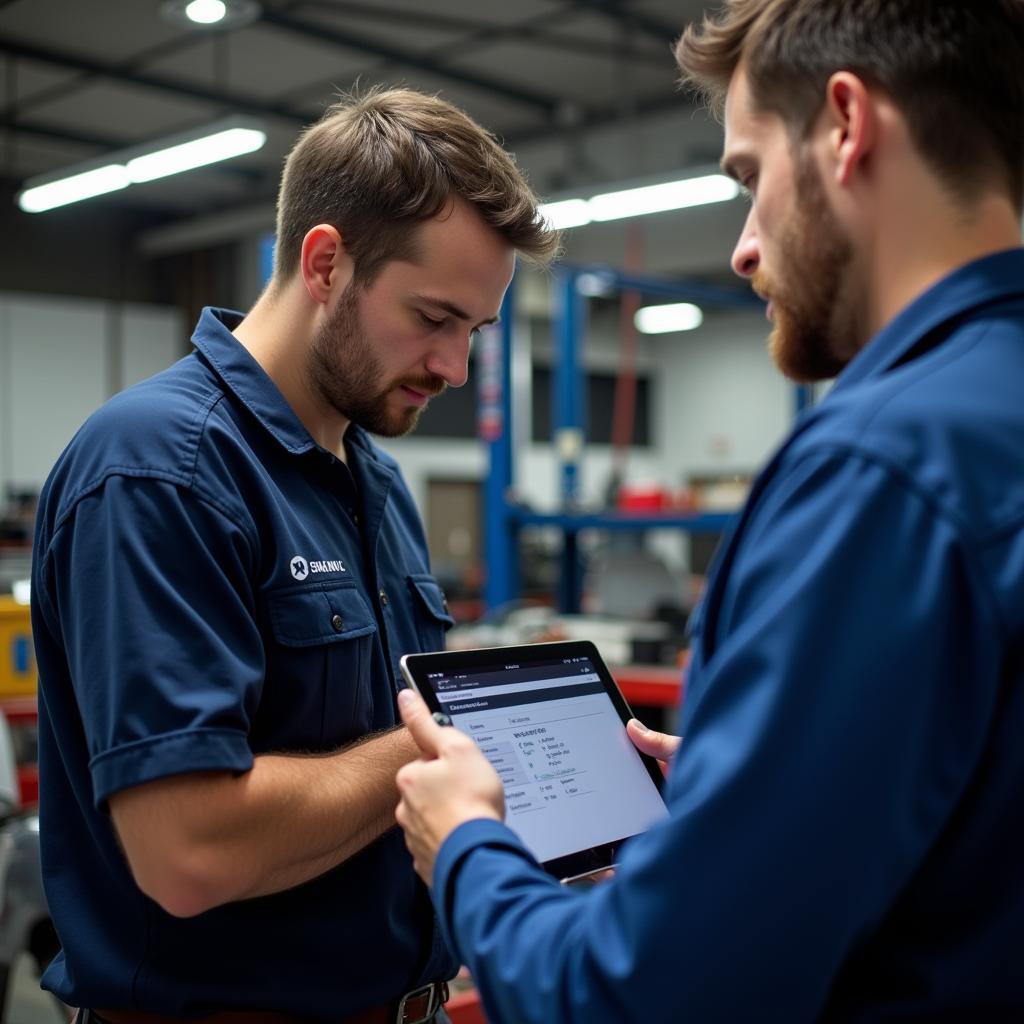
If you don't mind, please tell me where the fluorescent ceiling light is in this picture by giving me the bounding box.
[538,173,740,232]
[127,127,266,183]
[17,117,266,213]
[539,198,592,230]
[18,165,130,213]
[185,0,226,23]
[635,302,704,334]
[591,175,739,221]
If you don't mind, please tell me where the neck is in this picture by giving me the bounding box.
[864,188,1022,342]
[233,283,350,454]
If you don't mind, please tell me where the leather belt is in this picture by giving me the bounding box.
[86,980,449,1024]
[345,981,449,1024]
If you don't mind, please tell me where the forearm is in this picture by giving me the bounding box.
[113,725,419,916]
[436,825,613,1024]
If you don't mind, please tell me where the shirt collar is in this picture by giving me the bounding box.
[191,307,319,455]
[832,247,1024,393]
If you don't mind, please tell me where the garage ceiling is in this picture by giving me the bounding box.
[0,0,748,278]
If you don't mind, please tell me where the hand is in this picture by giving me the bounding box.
[626,718,681,777]
[395,689,505,886]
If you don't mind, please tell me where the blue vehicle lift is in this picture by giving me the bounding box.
[482,263,804,614]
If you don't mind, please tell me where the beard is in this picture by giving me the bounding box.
[308,284,446,438]
[754,154,862,382]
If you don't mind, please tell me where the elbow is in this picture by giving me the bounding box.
[144,879,218,919]
[110,777,247,917]
[128,848,236,918]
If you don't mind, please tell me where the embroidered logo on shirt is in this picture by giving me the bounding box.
[289,555,346,580]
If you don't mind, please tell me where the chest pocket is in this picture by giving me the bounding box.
[406,574,455,653]
[261,583,378,750]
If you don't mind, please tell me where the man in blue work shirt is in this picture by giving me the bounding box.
[394,3,1024,1020]
[30,89,556,1023]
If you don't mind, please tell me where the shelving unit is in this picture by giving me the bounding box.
[483,263,800,613]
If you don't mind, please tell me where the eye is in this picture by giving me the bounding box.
[418,311,445,329]
[741,175,758,202]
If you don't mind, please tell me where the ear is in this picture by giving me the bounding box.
[299,224,354,305]
[822,71,878,187]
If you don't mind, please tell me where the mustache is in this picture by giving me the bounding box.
[751,269,771,302]
[400,375,447,398]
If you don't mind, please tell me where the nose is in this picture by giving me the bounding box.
[425,331,472,389]
[730,208,759,278]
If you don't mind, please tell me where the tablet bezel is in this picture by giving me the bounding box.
[399,639,668,882]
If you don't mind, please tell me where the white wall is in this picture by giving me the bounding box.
[0,292,185,498]
[652,309,792,482]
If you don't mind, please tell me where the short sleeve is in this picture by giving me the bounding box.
[40,475,262,806]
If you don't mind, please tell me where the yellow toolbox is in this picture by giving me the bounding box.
[0,596,37,699]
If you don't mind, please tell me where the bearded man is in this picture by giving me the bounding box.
[394,3,1024,1021]
[30,88,556,1023]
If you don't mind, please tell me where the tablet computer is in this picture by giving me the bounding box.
[399,639,670,883]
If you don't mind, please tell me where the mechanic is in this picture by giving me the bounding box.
[30,88,556,1023]
[394,3,1024,1020]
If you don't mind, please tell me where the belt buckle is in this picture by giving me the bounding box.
[394,981,445,1024]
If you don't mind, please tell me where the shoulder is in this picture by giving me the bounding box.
[38,354,231,530]
[787,315,1024,540]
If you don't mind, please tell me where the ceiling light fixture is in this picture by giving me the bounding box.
[185,0,227,24]
[634,302,705,334]
[159,0,262,30]
[17,165,131,214]
[125,125,266,183]
[17,117,267,213]
[539,172,740,231]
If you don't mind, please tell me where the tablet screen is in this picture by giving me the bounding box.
[407,645,669,870]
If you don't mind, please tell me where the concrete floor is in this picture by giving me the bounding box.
[3,954,67,1024]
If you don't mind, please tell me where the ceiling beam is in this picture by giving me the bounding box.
[7,29,214,122]
[258,8,562,115]
[0,38,317,126]
[290,0,665,63]
[0,84,703,191]
[554,0,681,47]
[505,83,703,149]
[0,114,120,150]
[0,114,265,188]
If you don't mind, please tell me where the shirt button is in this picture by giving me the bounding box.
[331,614,344,632]
[352,512,360,525]
[379,589,389,607]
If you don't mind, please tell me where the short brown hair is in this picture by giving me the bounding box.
[272,87,559,288]
[676,0,1024,210]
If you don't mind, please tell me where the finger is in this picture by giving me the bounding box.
[398,688,444,757]
[626,718,681,761]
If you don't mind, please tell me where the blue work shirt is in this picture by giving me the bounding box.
[30,308,457,1019]
[433,249,1024,1022]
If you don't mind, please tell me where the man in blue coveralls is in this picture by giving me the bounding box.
[30,89,556,1023]
[394,2,1024,1020]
